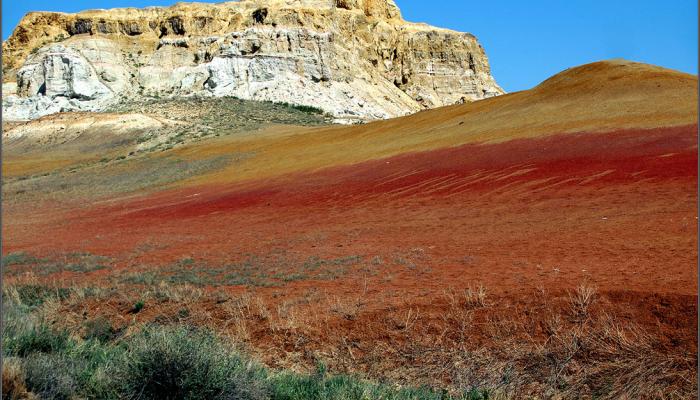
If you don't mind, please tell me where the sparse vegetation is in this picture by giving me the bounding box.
[2,252,41,266]
[2,282,488,400]
[114,255,363,288]
[132,300,145,313]
[463,285,488,308]
[12,284,71,308]
[106,96,333,154]
[2,252,111,278]
[567,283,597,321]
[2,253,695,399]
[270,101,325,115]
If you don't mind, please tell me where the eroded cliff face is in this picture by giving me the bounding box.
[2,0,503,122]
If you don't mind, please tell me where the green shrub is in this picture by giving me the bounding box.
[21,340,124,400]
[23,353,78,400]
[273,101,325,114]
[7,324,70,357]
[118,326,268,400]
[132,300,145,313]
[120,271,159,285]
[64,263,107,273]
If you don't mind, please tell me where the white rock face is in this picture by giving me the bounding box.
[2,0,504,122]
[7,43,118,120]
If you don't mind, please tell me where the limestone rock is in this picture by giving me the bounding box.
[2,0,504,122]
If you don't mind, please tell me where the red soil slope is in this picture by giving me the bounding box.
[7,124,697,297]
[3,61,697,361]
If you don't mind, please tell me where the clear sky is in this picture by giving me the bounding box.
[3,1,697,92]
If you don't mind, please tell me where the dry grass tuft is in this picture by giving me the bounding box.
[464,284,488,308]
[567,283,597,321]
[2,358,37,400]
[328,296,363,321]
[563,316,696,399]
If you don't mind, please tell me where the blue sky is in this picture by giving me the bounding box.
[3,1,697,92]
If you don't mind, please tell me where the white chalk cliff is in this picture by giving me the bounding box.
[2,0,504,122]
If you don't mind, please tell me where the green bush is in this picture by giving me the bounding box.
[117,326,268,400]
[132,300,145,313]
[6,323,71,357]
[23,353,78,400]
[273,101,325,114]
[21,340,124,400]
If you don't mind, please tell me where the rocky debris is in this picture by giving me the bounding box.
[2,0,503,122]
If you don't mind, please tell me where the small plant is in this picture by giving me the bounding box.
[132,300,145,313]
[120,272,158,285]
[178,257,194,266]
[568,284,597,321]
[464,284,488,308]
[329,296,362,321]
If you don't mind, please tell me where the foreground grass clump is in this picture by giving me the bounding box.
[2,285,479,400]
[119,326,268,400]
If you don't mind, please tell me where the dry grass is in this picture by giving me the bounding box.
[328,296,364,321]
[2,358,37,400]
[3,276,695,399]
[567,283,597,322]
[560,316,696,399]
[464,285,489,308]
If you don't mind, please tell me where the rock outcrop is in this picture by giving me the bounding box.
[2,0,503,122]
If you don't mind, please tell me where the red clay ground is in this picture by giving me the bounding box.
[6,125,696,294]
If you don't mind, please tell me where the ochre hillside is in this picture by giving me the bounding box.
[170,59,698,186]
